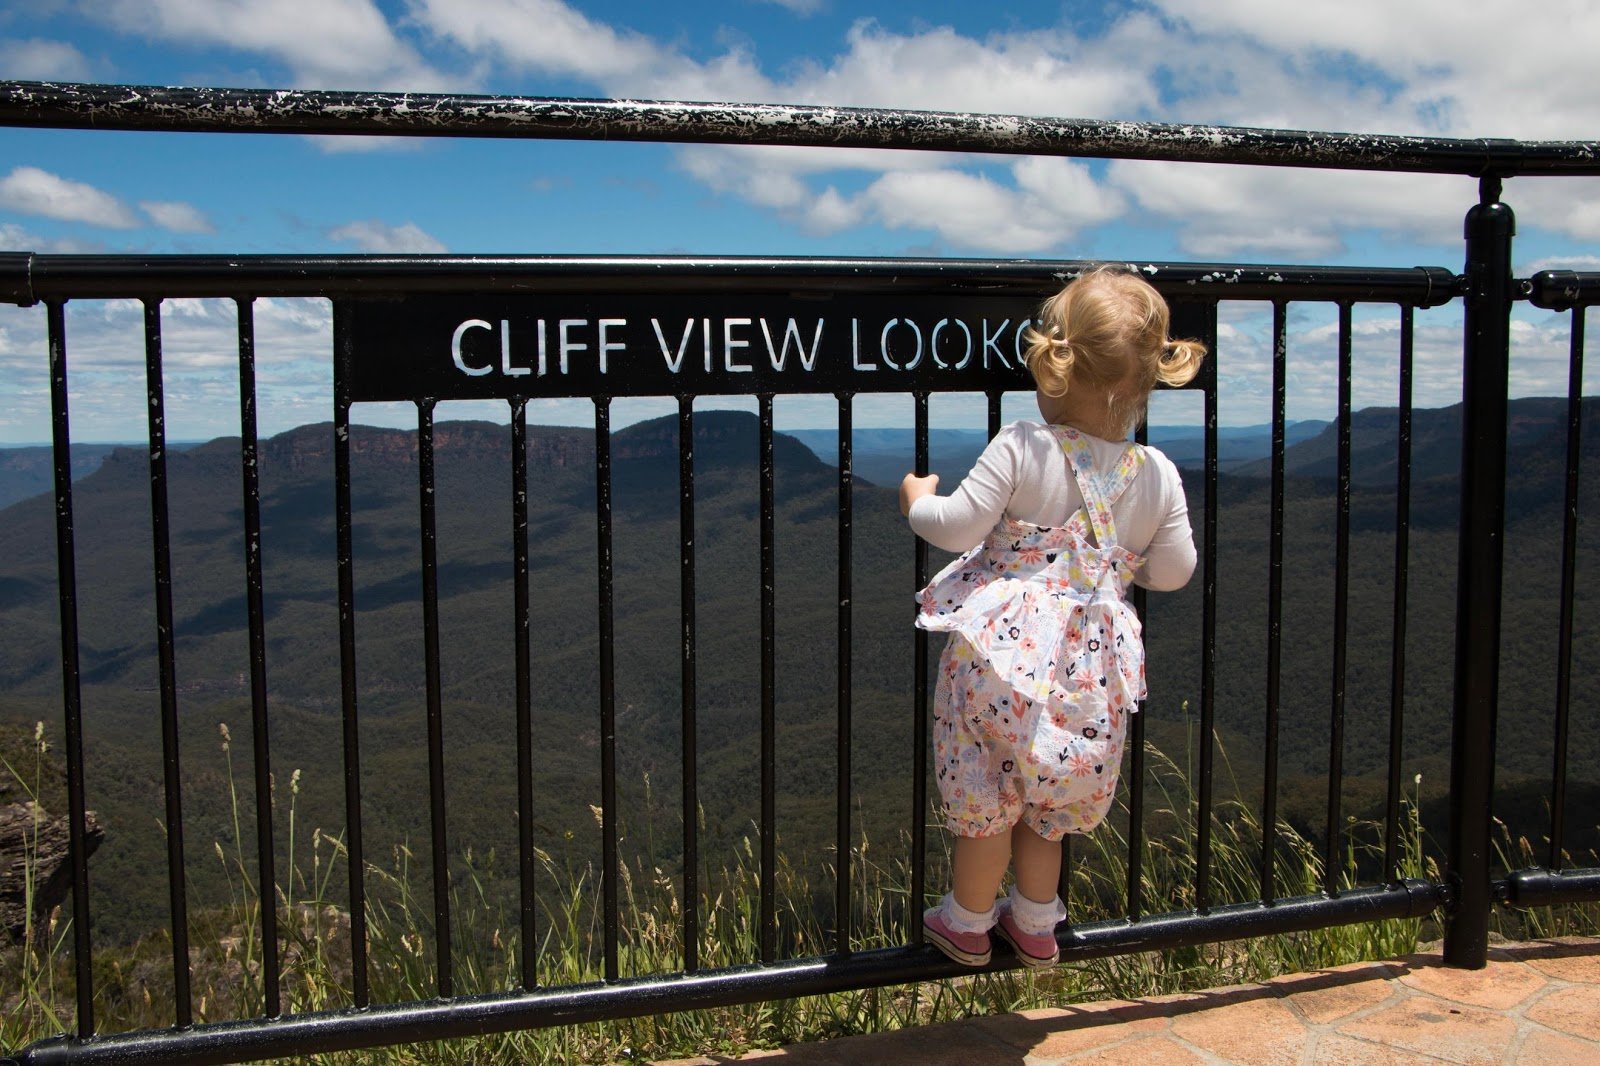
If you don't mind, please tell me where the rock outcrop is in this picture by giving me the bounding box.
[0,801,104,944]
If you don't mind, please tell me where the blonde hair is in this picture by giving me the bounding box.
[1022,267,1207,433]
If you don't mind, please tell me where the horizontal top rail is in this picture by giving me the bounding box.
[4,81,1600,177]
[1525,269,1600,309]
[0,252,1459,305]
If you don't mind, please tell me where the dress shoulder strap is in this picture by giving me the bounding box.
[1054,425,1146,548]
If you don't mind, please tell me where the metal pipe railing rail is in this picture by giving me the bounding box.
[4,81,1600,176]
[11,883,1442,1066]
[1,82,1598,1065]
[0,252,1462,306]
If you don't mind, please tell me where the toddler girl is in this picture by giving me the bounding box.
[900,267,1205,967]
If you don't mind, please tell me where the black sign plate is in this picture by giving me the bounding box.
[339,293,1212,403]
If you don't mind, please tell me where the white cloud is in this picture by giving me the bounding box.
[408,0,691,87]
[0,166,140,228]
[0,37,93,79]
[679,148,1122,251]
[327,219,447,253]
[0,222,36,250]
[0,222,104,253]
[140,200,215,234]
[1204,303,1475,425]
[865,169,1039,249]
[1146,0,1600,139]
[1502,179,1600,248]
[1108,161,1473,257]
[304,135,427,155]
[753,0,824,14]
[1520,254,1600,275]
[858,157,1124,252]
[0,295,338,442]
[92,0,456,90]
[784,19,1154,118]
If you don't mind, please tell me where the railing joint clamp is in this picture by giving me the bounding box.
[1437,876,1460,913]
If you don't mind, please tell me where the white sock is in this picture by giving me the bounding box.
[939,893,996,934]
[1008,886,1066,935]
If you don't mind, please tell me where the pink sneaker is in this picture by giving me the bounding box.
[923,905,992,966]
[993,899,1060,968]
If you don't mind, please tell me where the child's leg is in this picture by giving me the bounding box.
[1011,822,1062,905]
[995,821,1066,966]
[925,827,1011,966]
[952,828,1012,913]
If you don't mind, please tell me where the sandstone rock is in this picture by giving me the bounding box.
[0,801,105,944]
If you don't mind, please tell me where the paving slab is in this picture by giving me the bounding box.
[1170,994,1309,1065]
[1522,983,1600,1041]
[1511,1029,1600,1066]
[1336,997,1516,1065]
[969,1003,1168,1058]
[649,937,1600,1066]
[1052,1034,1209,1065]
[1268,964,1402,1024]
[1394,955,1548,1010]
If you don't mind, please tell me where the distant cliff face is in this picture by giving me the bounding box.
[0,443,124,510]
[1230,397,1600,485]
[151,420,601,477]
[155,412,810,478]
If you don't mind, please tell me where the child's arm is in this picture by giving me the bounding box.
[900,427,1019,553]
[1133,454,1197,591]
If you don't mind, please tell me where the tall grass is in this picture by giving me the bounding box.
[1489,814,1600,942]
[3,721,1593,1064]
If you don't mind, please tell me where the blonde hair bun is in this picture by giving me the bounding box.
[1023,266,1207,431]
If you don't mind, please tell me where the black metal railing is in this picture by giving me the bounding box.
[1,81,1597,1066]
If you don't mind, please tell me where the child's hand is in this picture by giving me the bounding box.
[899,473,939,516]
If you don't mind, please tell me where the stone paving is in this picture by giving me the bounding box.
[654,938,1599,1065]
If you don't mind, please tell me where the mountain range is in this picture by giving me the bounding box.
[1,398,1595,944]
[0,419,1326,514]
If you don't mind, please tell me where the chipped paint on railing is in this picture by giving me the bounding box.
[4,80,1600,175]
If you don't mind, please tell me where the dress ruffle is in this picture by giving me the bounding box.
[916,514,1147,718]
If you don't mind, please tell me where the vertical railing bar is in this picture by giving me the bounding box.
[911,391,930,939]
[236,297,281,1017]
[331,302,368,1007]
[986,391,1003,441]
[678,395,700,972]
[416,398,453,998]
[1550,306,1584,871]
[143,298,191,1026]
[1195,341,1218,914]
[1128,582,1147,921]
[835,393,853,955]
[758,393,777,965]
[47,299,94,1039]
[594,395,619,981]
[1446,175,1513,968]
[510,398,536,988]
[1325,300,1353,898]
[1384,305,1414,883]
[1261,300,1286,906]
[1058,835,1072,911]
[1126,421,1148,922]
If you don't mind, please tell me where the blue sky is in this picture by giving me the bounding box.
[1,0,1597,442]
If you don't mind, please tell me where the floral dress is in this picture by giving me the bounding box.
[916,425,1147,841]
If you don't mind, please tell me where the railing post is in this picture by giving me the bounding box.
[1445,175,1514,968]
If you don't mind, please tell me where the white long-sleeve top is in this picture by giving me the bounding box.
[907,420,1197,592]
